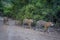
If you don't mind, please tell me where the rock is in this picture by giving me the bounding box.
[15,20,21,26]
[3,17,9,25]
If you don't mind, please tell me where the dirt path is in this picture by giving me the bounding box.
[0,18,60,40]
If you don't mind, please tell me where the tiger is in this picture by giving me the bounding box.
[36,20,54,32]
[23,19,33,28]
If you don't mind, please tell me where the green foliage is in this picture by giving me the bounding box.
[1,0,60,23]
[0,0,4,16]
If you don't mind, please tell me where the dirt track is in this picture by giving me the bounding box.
[0,18,60,40]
